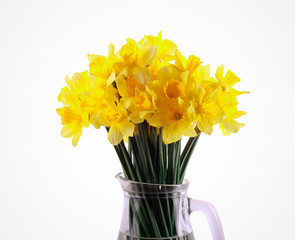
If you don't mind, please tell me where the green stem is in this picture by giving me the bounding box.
[129,198,152,237]
[133,133,151,182]
[128,137,143,182]
[155,195,170,237]
[113,144,131,180]
[158,128,166,184]
[167,140,181,184]
[138,122,157,183]
[118,141,137,181]
[179,133,201,182]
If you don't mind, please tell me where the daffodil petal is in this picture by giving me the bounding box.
[87,54,99,62]
[116,75,128,98]
[139,45,158,66]
[57,86,71,104]
[197,115,213,135]
[159,39,177,59]
[147,111,167,128]
[61,122,81,138]
[108,43,115,58]
[128,65,151,85]
[163,125,182,144]
[90,114,101,129]
[231,110,247,119]
[106,72,116,86]
[174,49,186,71]
[129,111,152,124]
[181,122,197,137]
[72,123,83,147]
[222,118,245,133]
[108,125,123,145]
[56,108,64,116]
[224,70,240,87]
[215,65,224,82]
[81,111,89,127]
[194,84,205,105]
[119,120,134,138]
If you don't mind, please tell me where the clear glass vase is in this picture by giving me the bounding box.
[116,173,225,240]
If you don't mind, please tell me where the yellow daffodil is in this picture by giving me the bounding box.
[138,32,176,80]
[190,84,222,135]
[215,65,249,98]
[57,71,99,146]
[56,93,90,147]
[219,106,246,136]
[58,71,91,105]
[88,85,119,129]
[57,71,97,120]
[116,69,157,123]
[121,88,157,124]
[213,65,249,135]
[116,73,145,98]
[118,38,157,85]
[139,31,177,62]
[216,89,246,135]
[147,98,197,144]
[88,43,118,86]
[91,98,134,145]
[57,33,248,146]
[147,65,188,102]
[173,49,210,94]
[189,64,211,86]
[173,50,202,75]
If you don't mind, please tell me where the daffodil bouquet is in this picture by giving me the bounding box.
[57,32,248,239]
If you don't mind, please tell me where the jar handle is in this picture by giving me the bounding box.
[189,198,225,240]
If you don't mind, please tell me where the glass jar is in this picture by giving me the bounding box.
[116,173,224,240]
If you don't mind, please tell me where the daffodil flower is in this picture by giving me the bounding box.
[121,88,157,124]
[215,65,249,97]
[57,71,95,146]
[147,65,188,101]
[56,94,90,147]
[117,38,158,85]
[214,65,249,135]
[57,32,248,146]
[219,107,246,136]
[88,43,118,86]
[147,98,197,144]
[190,84,222,135]
[92,99,134,145]
[139,31,177,62]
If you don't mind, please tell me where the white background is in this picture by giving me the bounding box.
[1,0,295,239]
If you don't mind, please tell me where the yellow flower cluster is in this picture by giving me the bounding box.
[57,32,248,146]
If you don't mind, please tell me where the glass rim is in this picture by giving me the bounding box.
[116,172,190,194]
